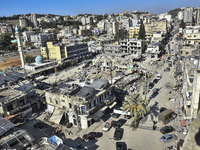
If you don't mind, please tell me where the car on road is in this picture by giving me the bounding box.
[153,78,159,84]
[103,119,113,132]
[160,134,177,143]
[116,142,126,150]
[82,132,102,140]
[156,74,162,80]
[152,88,159,94]
[149,82,154,89]
[112,113,121,118]
[113,119,127,128]
[164,68,170,72]
[160,126,174,134]
[114,128,123,140]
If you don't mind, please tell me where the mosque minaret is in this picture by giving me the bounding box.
[15,25,26,68]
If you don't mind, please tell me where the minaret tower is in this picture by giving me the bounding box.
[15,25,26,68]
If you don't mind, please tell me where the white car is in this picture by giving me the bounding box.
[156,74,162,80]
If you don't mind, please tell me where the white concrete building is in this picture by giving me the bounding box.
[178,11,184,21]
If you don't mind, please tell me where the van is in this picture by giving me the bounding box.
[158,109,176,125]
[103,119,113,132]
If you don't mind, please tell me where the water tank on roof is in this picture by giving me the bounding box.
[35,55,43,64]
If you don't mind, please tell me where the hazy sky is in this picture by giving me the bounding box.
[0,0,199,16]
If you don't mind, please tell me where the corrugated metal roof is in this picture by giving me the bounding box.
[0,116,15,137]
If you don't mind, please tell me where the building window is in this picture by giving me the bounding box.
[69,103,72,108]
[88,103,92,109]
[49,98,52,103]
[81,106,86,114]
[55,100,58,104]
[94,100,97,106]
[62,100,65,103]
[7,104,14,111]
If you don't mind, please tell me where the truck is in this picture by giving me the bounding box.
[158,109,176,125]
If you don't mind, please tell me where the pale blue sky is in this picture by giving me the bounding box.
[0,0,199,16]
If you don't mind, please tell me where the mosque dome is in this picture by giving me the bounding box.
[35,55,43,64]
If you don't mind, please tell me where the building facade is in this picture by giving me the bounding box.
[41,42,89,61]
[45,79,114,129]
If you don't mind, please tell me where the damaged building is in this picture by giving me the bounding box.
[45,78,114,129]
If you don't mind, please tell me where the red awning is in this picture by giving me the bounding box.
[180,120,186,127]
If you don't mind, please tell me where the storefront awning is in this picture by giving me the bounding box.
[100,106,108,112]
[90,111,104,121]
[109,102,117,109]
[49,108,64,124]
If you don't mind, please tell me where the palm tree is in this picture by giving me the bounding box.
[122,93,149,128]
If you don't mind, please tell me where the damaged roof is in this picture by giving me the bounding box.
[89,78,109,89]
[76,86,95,98]
[0,116,15,137]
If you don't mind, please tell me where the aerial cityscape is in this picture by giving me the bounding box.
[0,1,200,150]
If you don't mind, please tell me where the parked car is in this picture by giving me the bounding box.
[149,82,154,89]
[116,142,126,150]
[153,78,159,84]
[156,74,162,80]
[164,68,170,72]
[152,88,159,94]
[103,119,113,132]
[82,132,102,140]
[112,113,121,118]
[114,128,123,140]
[160,126,174,134]
[113,119,126,128]
[160,134,177,143]
[168,63,172,67]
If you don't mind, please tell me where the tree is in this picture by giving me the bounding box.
[25,55,35,64]
[114,29,128,41]
[0,33,16,51]
[122,93,149,128]
[138,20,145,40]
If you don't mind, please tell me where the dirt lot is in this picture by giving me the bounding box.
[0,56,21,70]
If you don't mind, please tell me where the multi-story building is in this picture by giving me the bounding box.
[97,20,106,32]
[81,17,86,25]
[184,7,193,24]
[104,43,121,54]
[180,46,198,58]
[41,42,89,61]
[45,79,114,129]
[183,26,200,45]
[30,33,52,48]
[196,8,200,25]
[144,20,167,34]
[178,11,184,21]
[19,16,29,28]
[0,25,13,34]
[105,21,119,35]
[129,26,140,39]
[121,18,130,30]
[119,38,145,59]
[182,60,200,119]
[30,13,38,28]
[146,42,160,58]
